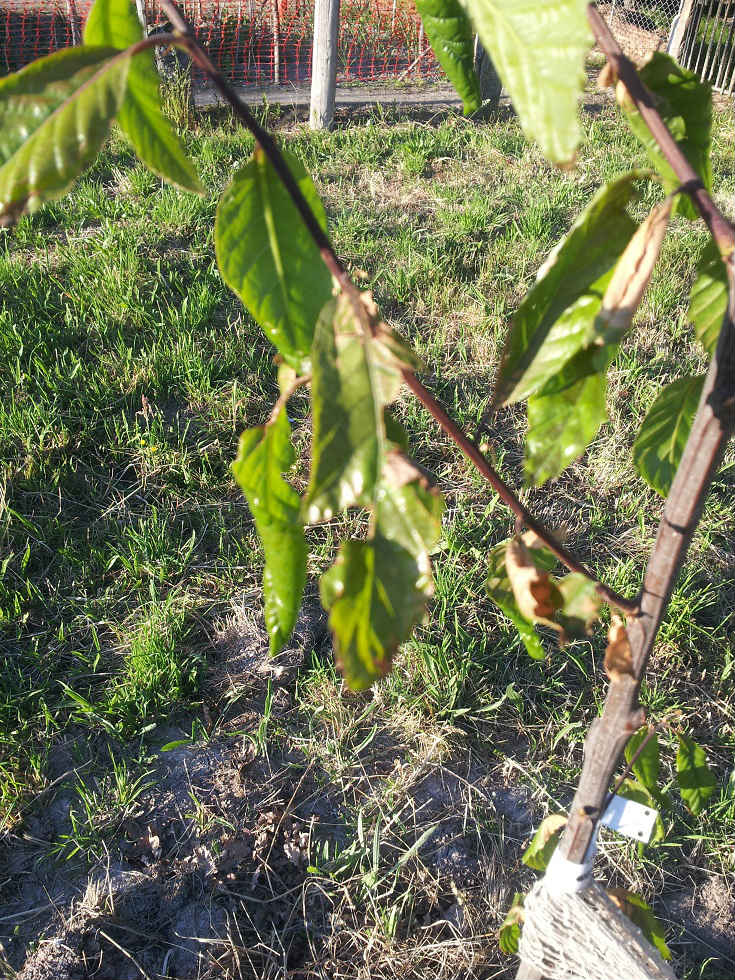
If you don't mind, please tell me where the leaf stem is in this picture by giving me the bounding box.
[156,0,639,614]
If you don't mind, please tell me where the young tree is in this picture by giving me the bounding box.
[0,0,731,972]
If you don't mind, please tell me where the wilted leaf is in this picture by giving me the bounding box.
[487,542,546,661]
[633,375,704,497]
[232,407,306,655]
[216,147,333,369]
[605,616,634,682]
[525,369,608,486]
[464,0,591,163]
[676,734,716,815]
[495,174,638,405]
[305,295,405,522]
[597,198,672,336]
[688,239,729,355]
[84,0,203,193]
[505,536,562,627]
[619,52,711,220]
[320,535,432,690]
[0,47,130,224]
[499,893,525,955]
[556,573,601,640]
[415,0,481,115]
[608,888,671,960]
[522,814,567,871]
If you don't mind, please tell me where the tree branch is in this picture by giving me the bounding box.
[157,0,637,612]
[587,3,735,255]
[547,4,735,880]
[558,250,735,869]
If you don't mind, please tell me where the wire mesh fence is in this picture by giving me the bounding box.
[0,0,441,84]
[1,0,731,93]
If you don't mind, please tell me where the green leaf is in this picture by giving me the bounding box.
[84,0,203,194]
[620,52,711,220]
[633,374,704,497]
[522,814,567,871]
[499,893,525,955]
[525,369,608,486]
[216,147,333,369]
[320,535,432,690]
[0,47,130,224]
[376,453,444,560]
[464,0,590,163]
[415,0,481,115]
[556,573,601,640]
[676,734,716,815]
[232,406,306,655]
[608,889,671,961]
[617,779,666,842]
[494,174,639,405]
[305,295,404,522]
[625,728,660,800]
[688,239,728,355]
[486,541,545,660]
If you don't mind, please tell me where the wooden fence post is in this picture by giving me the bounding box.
[310,0,340,130]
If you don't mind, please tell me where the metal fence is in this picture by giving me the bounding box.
[673,0,735,93]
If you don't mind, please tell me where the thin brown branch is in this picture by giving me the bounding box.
[401,371,638,613]
[559,261,734,867]
[587,3,735,254]
[157,0,636,613]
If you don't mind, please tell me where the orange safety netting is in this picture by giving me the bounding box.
[1,0,442,84]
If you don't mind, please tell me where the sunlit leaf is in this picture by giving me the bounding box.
[522,814,567,871]
[499,893,525,955]
[320,535,432,690]
[0,47,130,224]
[495,173,639,405]
[676,734,716,815]
[619,52,711,219]
[84,0,203,193]
[232,406,306,655]
[556,573,601,640]
[625,727,660,799]
[377,452,444,560]
[305,295,405,522]
[216,147,333,369]
[525,369,608,486]
[464,0,591,163]
[607,888,671,960]
[688,239,728,355]
[415,0,481,114]
[633,374,704,497]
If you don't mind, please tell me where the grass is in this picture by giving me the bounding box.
[0,86,733,978]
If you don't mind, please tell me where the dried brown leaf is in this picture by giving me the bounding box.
[605,616,634,681]
[598,198,672,334]
[505,537,563,628]
[597,62,617,89]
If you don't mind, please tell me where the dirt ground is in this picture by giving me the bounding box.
[2,601,733,978]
